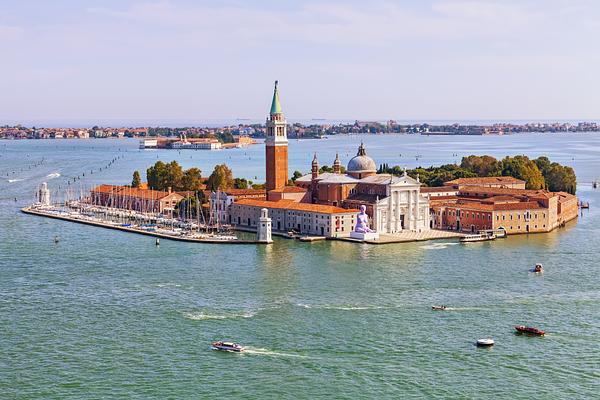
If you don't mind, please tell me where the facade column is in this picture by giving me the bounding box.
[414,189,420,229]
[388,191,393,233]
[394,190,401,232]
[404,190,412,230]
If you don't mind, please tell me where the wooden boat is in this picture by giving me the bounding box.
[515,325,545,336]
[476,338,494,347]
[212,341,244,352]
[460,233,496,243]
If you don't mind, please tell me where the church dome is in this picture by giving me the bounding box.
[347,143,376,175]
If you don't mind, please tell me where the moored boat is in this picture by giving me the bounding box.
[212,341,245,352]
[476,338,494,347]
[515,325,545,336]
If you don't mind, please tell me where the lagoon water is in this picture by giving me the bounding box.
[1,134,599,398]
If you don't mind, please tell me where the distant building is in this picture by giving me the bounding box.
[230,199,357,237]
[90,185,184,215]
[430,186,578,234]
[210,188,266,225]
[444,176,526,190]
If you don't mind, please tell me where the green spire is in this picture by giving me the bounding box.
[270,80,282,115]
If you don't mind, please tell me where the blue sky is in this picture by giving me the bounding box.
[1,0,599,124]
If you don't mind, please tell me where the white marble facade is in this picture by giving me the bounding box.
[372,174,430,234]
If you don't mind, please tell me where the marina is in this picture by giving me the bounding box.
[20,206,260,244]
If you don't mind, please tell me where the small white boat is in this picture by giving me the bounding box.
[460,233,496,243]
[476,338,494,347]
[212,341,244,352]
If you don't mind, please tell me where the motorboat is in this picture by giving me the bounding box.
[212,341,244,352]
[529,263,544,273]
[460,233,496,243]
[476,338,495,347]
[515,325,545,336]
[431,305,447,311]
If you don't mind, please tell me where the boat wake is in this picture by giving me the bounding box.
[7,178,25,183]
[157,283,182,288]
[46,172,61,179]
[243,347,307,358]
[420,242,460,250]
[183,311,256,320]
[297,303,385,311]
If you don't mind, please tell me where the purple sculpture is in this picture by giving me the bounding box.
[354,205,374,233]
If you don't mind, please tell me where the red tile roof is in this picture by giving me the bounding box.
[91,185,183,200]
[224,188,266,196]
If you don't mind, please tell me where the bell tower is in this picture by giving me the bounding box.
[265,80,288,199]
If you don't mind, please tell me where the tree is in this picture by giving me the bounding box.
[146,160,189,191]
[291,170,303,182]
[544,163,577,194]
[461,155,501,176]
[501,156,545,190]
[132,170,141,188]
[233,177,249,189]
[206,164,234,191]
[182,167,202,191]
[147,161,167,190]
[319,165,333,173]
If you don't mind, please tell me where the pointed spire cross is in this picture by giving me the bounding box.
[270,80,283,115]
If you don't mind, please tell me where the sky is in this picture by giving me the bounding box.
[1,0,599,125]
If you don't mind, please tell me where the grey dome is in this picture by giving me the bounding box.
[347,143,376,173]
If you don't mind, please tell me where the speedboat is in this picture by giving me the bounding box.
[515,325,545,336]
[476,338,494,347]
[432,305,447,311]
[212,341,244,352]
[530,263,544,273]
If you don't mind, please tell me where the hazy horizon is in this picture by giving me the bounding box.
[1,0,599,123]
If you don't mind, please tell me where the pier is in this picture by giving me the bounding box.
[21,206,262,245]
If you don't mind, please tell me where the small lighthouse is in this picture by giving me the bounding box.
[257,208,273,243]
[38,182,51,206]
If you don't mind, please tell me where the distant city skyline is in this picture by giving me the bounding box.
[1,0,599,123]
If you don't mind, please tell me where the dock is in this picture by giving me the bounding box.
[335,229,465,244]
[21,207,262,245]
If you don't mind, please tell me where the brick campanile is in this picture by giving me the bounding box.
[265,80,288,199]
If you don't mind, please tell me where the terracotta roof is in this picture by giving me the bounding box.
[493,201,542,211]
[91,185,183,200]
[224,188,266,196]
[444,177,525,186]
[432,198,543,212]
[271,186,307,193]
[421,186,458,193]
[91,184,122,194]
[345,193,381,204]
[234,199,357,214]
[458,186,554,198]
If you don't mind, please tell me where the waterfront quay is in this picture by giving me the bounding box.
[21,205,260,245]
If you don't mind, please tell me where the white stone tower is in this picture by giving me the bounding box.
[257,208,273,243]
[38,182,50,206]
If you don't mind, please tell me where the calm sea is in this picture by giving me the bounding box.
[1,133,599,399]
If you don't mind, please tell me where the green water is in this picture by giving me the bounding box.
[1,135,599,398]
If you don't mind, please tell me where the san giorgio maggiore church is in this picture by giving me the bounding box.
[223,82,431,238]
